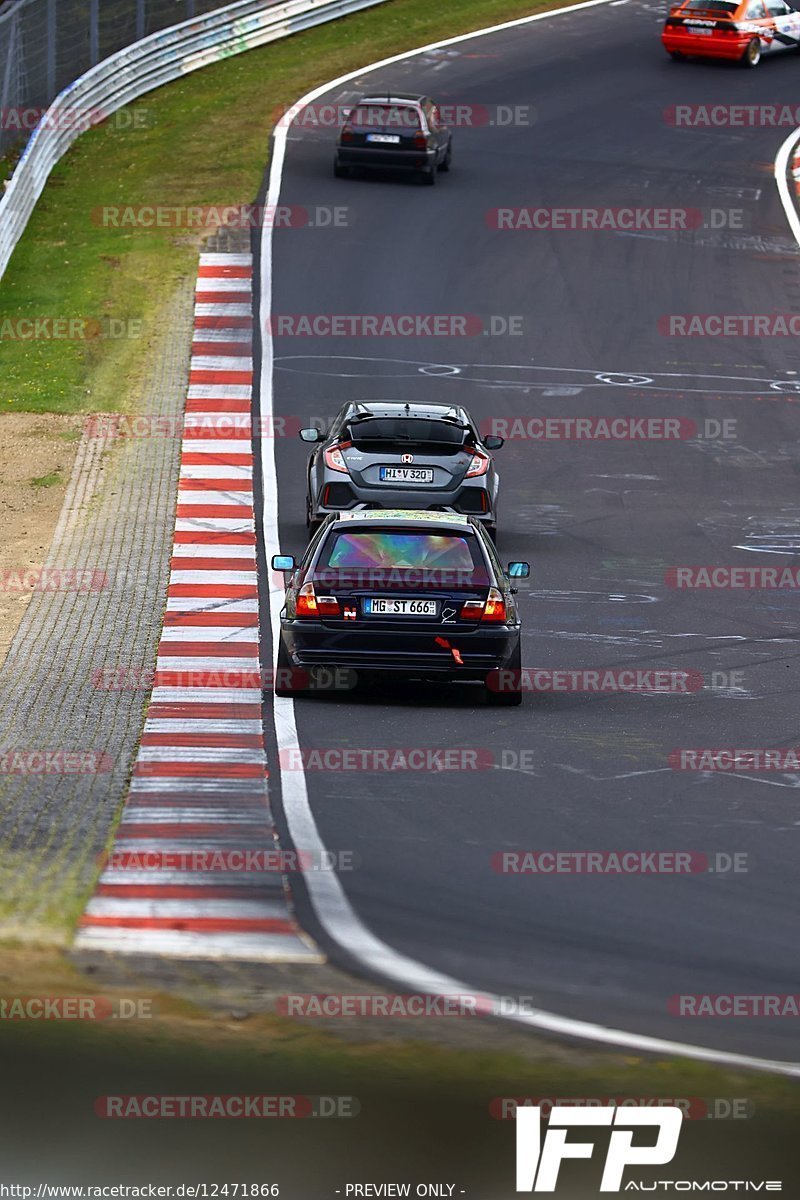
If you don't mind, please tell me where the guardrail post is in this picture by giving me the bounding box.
[89,0,99,66]
[46,0,57,98]
[0,10,16,115]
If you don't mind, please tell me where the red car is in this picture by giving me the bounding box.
[663,0,800,65]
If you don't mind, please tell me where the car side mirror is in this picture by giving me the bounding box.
[484,435,504,450]
[508,561,530,578]
[299,428,325,443]
[272,555,296,573]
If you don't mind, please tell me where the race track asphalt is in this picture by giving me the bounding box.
[256,0,800,1064]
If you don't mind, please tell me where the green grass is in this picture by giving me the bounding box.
[0,0,561,415]
[29,470,63,488]
[1,948,799,1114]
[0,948,794,1184]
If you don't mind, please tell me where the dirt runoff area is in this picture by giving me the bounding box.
[0,414,82,663]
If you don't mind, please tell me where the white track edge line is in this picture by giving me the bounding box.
[774,126,800,248]
[260,1,800,1078]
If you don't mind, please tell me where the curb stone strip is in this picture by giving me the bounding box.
[0,282,193,935]
[74,252,322,964]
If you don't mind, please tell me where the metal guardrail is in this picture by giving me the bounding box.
[0,1,228,161]
[0,0,390,281]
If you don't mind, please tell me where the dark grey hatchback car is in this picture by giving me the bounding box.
[333,92,452,185]
[300,401,504,539]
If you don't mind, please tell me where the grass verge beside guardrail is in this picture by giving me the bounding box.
[0,0,570,415]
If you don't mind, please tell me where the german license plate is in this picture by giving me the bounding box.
[379,467,435,483]
[364,598,438,616]
[366,133,400,143]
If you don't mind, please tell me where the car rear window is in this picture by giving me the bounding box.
[349,104,422,130]
[325,531,476,570]
[311,529,492,590]
[681,1,737,9]
[346,418,468,448]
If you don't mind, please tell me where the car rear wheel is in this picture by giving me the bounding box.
[438,144,452,172]
[485,644,522,707]
[668,50,685,60]
[742,37,761,66]
[333,158,350,178]
[275,638,301,698]
[422,163,437,186]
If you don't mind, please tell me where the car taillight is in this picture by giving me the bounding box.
[460,588,507,623]
[413,130,427,149]
[296,582,340,618]
[482,587,507,622]
[341,126,353,141]
[465,449,490,478]
[324,444,348,473]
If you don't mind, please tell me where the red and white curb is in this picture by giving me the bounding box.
[75,252,321,963]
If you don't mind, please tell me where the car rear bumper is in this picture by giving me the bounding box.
[661,29,750,57]
[336,146,436,171]
[313,480,496,524]
[280,622,519,679]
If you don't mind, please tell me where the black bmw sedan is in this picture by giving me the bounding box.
[271,510,528,705]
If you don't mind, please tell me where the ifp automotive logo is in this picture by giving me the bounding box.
[515,1106,783,1192]
[516,1105,683,1192]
